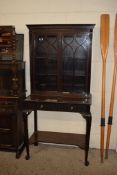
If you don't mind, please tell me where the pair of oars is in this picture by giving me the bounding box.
[100,14,117,162]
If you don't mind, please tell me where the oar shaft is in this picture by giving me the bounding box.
[101,61,106,117]
[109,65,117,116]
[105,64,117,159]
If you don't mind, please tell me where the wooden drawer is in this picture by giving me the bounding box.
[38,103,58,111]
[24,100,90,113]
[38,102,89,113]
[0,112,16,130]
[0,103,16,110]
[0,132,15,148]
[59,104,77,112]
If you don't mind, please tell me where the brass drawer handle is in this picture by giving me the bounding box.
[40,104,44,109]
[0,108,14,113]
[1,108,6,112]
[70,106,74,110]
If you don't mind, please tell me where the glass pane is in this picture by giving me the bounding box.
[47,75,57,90]
[46,35,57,44]
[63,75,73,92]
[35,36,46,57]
[35,75,57,91]
[74,60,87,76]
[33,34,58,91]
[35,75,47,90]
[48,60,57,75]
[73,76,86,92]
[62,33,90,92]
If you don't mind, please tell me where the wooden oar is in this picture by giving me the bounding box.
[100,14,110,163]
[105,14,117,159]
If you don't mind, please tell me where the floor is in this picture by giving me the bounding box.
[0,144,117,175]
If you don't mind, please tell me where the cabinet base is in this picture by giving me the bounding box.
[0,142,25,159]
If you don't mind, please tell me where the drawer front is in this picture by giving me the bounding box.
[25,100,89,113]
[36,103,89,113]
[59,104,77,112]
[0,112,16,130]
[38,103,58,111]
[0,132,15,147]
[0,104,16,111]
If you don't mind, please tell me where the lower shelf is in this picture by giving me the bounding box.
[29,131,86,149]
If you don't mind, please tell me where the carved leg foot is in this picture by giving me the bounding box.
[23,112,30,160]
[25,155,30,160]
[16,152,20,159]
[85,160,89,166]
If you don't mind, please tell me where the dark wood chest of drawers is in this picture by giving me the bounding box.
[0,26,25,158]
[0,100,24,157]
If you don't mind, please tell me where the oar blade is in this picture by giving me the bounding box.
[100,14,110,60]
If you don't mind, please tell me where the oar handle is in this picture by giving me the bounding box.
[101,127,105,163]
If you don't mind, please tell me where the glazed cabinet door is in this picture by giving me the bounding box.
[30,30,60,92]
[61,30,92,93]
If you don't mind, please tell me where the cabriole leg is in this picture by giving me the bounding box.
[82,112,92,166]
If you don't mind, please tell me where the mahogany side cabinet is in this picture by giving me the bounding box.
[23,24,95,165]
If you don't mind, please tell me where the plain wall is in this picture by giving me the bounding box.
[0,0,117,149]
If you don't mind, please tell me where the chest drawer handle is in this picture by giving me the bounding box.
[70,106,74,110]
[40,104,44,109]
[1,108,6,112]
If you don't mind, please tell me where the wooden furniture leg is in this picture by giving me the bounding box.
[34,110,38,146]
[82,113,92,166]
[23,112,30,160]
